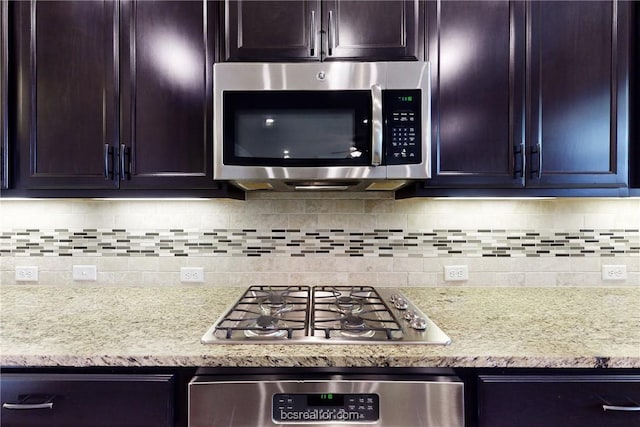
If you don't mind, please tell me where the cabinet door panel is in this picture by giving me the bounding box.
[0,374,174,427]
[13,1,118,189]
[478,375,640,427]
[120,0,217,189]
[528,0,629,188]
[1,0,7,189]
[224,0,320,61]
[427,1,524,187]
[323,0,423,61]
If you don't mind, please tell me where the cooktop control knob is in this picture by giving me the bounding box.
[410,317,428,330]
[394,298,408,310]
[404,310,418,321]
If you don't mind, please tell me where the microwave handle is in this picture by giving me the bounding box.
[310,11,317,57]
[371,84,383,166]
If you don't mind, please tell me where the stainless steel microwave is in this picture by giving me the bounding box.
[213,62,430,191]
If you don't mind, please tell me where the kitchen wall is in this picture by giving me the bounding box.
[0,193,638,287]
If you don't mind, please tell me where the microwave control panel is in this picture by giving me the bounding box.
[383,90,422,165]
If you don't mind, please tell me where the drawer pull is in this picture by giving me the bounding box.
[603,404,640,412]
[3,394,54,410]
[3,402,53,410]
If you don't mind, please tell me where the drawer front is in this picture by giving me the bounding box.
[478,375,640,427]
[1,374,174,427]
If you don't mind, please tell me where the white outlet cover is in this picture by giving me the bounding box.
[181,267,205,283]
[73,265,98,281]
[15,266,39,282]
[444,265,469,281]
[602,265,627,281]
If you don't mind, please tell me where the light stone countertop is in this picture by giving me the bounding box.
[1,285,639,369]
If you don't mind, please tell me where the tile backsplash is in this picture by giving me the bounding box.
[1,194,638,287]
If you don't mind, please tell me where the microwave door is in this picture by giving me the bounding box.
[222,90,374,169]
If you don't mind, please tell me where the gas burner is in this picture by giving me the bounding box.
[244,315,288,338]
[330,288,371,314]
[339,315,375,338]
[334,295,364,314]
[258,292,293,315]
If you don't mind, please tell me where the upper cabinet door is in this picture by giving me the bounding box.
[224,0,321,61]
[223,0,423,62]
[1,0,8,190]
[322,0,423,61]
[426,1,525,188]
[119,0,218,189]
[13,1,119,189]
[526,0,629,189]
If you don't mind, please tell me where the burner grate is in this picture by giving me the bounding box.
[213,285,310,340]
[311,286,404,340]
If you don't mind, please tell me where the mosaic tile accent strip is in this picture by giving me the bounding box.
[1,228,638,258]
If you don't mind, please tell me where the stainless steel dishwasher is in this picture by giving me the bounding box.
[189,373,464,427]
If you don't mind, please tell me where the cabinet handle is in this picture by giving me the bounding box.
[119,144,128,180]
[536,142,542,179]
[103,144,113,180]
[310,11,316,57]
[3,402,54,410]
[529,142,542,179]
[3,395,54,410]
[514,142,526,182]
[603,404,640,412]
[371,84,383,166]
[327,10,335,56]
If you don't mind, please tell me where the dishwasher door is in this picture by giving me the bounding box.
[189,376,464,427]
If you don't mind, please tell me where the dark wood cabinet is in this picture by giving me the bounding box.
[425,0,630,193]
[223,0,424,62]
[224,0,320,61]
[477,374,640,427]
[0,373,174,427]
[12,1,119,190]
[626,1,639,196]
[426,1,524,189]
[1,0,7,190]
[526,1,629,189]
[10,0,220,192]
[119,0,217,190]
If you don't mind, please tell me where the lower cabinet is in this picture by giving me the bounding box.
[477,375,640,427]
[0,373,174,427]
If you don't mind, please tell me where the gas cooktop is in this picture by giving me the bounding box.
[201,285,451,344]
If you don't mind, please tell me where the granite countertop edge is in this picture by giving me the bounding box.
[2,355,639,369]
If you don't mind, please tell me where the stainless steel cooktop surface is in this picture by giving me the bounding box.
[201,285,451,345]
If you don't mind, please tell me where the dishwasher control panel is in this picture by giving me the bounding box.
[273,393,380,424]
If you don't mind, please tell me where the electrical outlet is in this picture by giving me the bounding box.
[73,265,97,281]
[180,267,204,283]
[444,265,469,281]
[15,266,39,282]
[602,265,627,281]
